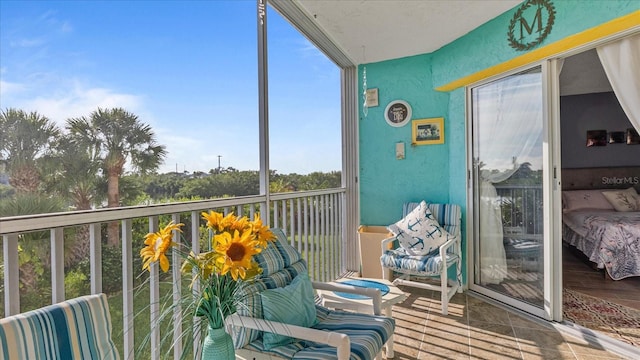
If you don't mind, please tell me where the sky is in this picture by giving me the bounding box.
[0,0,342,175]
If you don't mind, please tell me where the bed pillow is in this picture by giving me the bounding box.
[260,272,317,349]
[388,200,450,256]
[601,187,640,212]
[562,190,615,213]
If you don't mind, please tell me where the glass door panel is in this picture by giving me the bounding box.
[471,66,545,311]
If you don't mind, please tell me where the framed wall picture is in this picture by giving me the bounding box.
[384,100,411,127]
[365,88,379,107]
[627,127,640,145]
[412,117,444,145]
[586,130,607,147]
[608,131,625,144]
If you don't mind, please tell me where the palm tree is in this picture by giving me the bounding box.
[43,135,106,261]
[67,107,167,246]
[50,135,104,211]
[0,108,60,194]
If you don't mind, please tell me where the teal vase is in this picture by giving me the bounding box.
[202,325,235,360]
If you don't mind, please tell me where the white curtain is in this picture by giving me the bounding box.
[474,70,543,284]
[596,33,640,133]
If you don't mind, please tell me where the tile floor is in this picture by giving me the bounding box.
[388,286,630,360]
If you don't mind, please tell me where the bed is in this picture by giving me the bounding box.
[562,167,640,280]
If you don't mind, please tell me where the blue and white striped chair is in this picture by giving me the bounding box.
[228,228,395,360]
[380,202,462,315]
[0,293,119,359]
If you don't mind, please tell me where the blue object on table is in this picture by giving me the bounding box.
[333,279,390,300]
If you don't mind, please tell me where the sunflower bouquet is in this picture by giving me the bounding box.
[140,210,275,333]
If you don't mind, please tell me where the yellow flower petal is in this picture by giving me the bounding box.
[139,221,183,273]
[202,211,223,230]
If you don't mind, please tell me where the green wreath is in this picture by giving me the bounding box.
[507,0,556,51]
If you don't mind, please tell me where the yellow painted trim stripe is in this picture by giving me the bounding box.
[436,10,640,92]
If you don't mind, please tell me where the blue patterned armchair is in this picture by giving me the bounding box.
[380,202,462,315]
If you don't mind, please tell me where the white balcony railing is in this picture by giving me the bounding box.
[0,188,346,359]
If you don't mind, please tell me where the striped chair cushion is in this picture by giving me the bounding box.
[254,228,302,277]
[381,249,459,275]
[254,241,285,276]
[0,293,119,360]
[231,258,308,348]
[245,306,395,360]
[235,229,307,347]
[271,228,302,266]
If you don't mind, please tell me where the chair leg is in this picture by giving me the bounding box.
[384,305,395,358]
[457,260,463,293]
[440,269,448,316]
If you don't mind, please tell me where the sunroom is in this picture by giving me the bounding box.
[1,0,639,359]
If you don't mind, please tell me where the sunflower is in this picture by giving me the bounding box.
[214,229,263,280]
[201,210,223,230]
[140,221,184,272]
[229,215,250,233]
[251,213,276,247]
[218,213,240,232]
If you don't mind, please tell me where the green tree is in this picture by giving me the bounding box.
[66,108,167,246]
[0,108,60,194]
[297,171,341,190]
[0,193,65,299]
[139,172,188,200]
[178,168,259,198]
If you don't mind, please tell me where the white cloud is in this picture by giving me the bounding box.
[10,38,45,48]
[2,77,143,126]
[0,80,28,97]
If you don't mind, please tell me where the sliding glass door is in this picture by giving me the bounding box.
[469,65,554,318]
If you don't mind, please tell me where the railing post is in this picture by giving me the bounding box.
[3,234,20,316]
[148,216,160,360]
[122,219,134,360]
[172,213,183,359]
[51,227,65,303]
[90,223,102,294]
[191,211,202,358]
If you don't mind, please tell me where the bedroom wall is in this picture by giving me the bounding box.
[561,92,640,168]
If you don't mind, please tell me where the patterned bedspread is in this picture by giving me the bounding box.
[563,210,640,280]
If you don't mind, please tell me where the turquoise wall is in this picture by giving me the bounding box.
[359,54,450,225]
[358,0,638,284]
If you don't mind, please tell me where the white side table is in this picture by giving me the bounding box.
[317,277,407,358]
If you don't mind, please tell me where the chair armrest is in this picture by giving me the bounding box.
[227,313,351,360]
[312,281,382,315]
[438,235,459,259]
[381,236,396,251]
